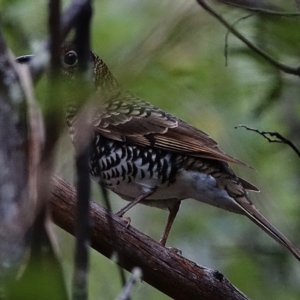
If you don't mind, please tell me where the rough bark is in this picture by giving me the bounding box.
[0,31,30,279]
[51,176,249,300]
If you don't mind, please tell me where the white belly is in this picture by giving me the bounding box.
[102,168,243,214]
[90,135,243,213]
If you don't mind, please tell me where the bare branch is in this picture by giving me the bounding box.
[218,0,300,16]
[51,176,250,300]
[224,13,255,66]
[69,2,93,300]
[28,0,94,82]
[116,267,142,300]
[97,179,128,287]
[235,125,300,158]
[42,0,64,161]
[49,0,61,71]
[60,0,92,40]
[196,0,300,76]
[73,146,91,300]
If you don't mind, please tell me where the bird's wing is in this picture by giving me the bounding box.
[92,94,259,191]
[93,93,249,165]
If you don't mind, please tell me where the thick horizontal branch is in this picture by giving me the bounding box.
[50,176,248,300]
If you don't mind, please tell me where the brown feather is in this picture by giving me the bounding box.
[92,96,250,168]
[235,198,300,261]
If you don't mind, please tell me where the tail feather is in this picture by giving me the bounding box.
[236,198,300,261]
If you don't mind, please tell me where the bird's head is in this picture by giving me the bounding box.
[16,43,120,94]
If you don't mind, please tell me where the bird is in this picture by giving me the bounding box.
[16,43,300,261]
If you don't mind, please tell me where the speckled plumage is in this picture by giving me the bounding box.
[59,44,300,259]
[15,44,300,260]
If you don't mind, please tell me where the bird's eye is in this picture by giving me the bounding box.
[64,51,78,66]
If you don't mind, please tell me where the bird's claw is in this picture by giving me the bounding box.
[118,216,131,228]
[166,247,182,256]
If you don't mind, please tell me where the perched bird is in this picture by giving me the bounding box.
[16,44,300,261]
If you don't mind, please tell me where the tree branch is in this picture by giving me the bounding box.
[235,124,300,158]
[70,2,93,300]
[116,267,142,300]
[28,0,94,82]
[217,0,300,16]
[196,0,300,76]
[50,176,249,300]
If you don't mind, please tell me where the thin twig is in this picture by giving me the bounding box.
[74,2,128,288]
[43,0,64,159]
[27,0,94,82]
[196,0,300,76]
[71,2,93,300]
[218,0,300,16]
[49,0,61,72]
[235,124,300,158]
[116,268,142,300]
[60,0,92,41]
[73,147,91,300]
[100,183,128,289]
[224,13,255,66]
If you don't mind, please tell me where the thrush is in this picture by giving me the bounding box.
[16,44,300,261]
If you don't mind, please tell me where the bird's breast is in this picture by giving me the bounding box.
[89,134,244,213]
[90,134,181,200]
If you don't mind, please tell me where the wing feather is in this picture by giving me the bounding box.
[92,95,249,167]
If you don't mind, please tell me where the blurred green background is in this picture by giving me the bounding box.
[3,0,300,299]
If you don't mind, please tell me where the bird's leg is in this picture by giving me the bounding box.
[159,201,181,246]
[116,188,156,218]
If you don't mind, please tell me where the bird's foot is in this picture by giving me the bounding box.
[166,247,182,256]
[118,215,131,228]
[159,236,182,255]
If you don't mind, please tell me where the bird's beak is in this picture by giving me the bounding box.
[15,55,34,64]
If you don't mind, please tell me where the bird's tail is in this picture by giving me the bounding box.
[235,198,300,261]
